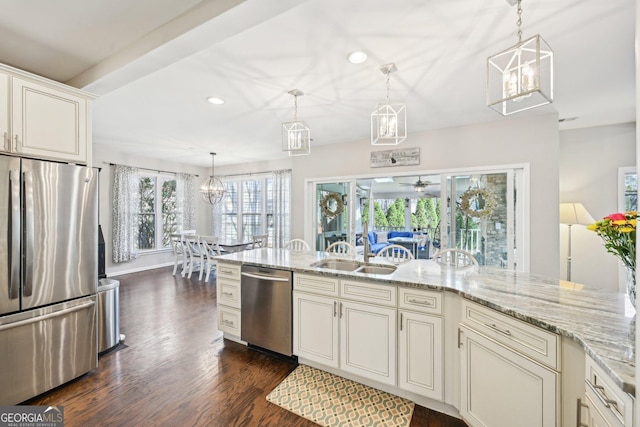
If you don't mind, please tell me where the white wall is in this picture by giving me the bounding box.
[559,122,636,291]
[291,113,560,279]
[94,143,210,276]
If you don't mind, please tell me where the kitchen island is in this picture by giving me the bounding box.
[215,248,636,427]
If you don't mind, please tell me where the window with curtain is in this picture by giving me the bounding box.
[214,170,290,247]
[113,165,197,261]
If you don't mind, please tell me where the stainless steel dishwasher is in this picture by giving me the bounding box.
[240,265,293,356]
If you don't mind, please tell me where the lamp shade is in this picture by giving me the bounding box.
[559,203,594,226]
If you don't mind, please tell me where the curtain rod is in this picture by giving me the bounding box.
[221,168,292,178]
[105,162,199,178]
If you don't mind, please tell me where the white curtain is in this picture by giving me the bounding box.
[176,173,196,231]
[112,165,140,263]
[272,170,291,248]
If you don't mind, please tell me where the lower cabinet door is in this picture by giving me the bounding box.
[340,300,396,386]
[459,325,558,427]
[398,310,443,400]
[293,292,339,368]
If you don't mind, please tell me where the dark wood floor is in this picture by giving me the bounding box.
[26,266,467,427]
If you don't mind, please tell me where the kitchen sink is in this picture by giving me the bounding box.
[354,265,397,275]
[310,259,362,271]
[310,259,397,275]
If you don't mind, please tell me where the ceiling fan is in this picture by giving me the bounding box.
[400,176,433,193]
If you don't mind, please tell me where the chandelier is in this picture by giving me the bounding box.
[199,152,226,205]
[487,0,553,115]
[371,63,406,145]
[282,89,310,156]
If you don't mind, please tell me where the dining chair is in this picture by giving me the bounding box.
[432,248,479,269]
[375,244,414,264]
[169,233,188,276]
[416,234,430,259]
[199,235,221,281]
[325,241,356,257]
[284,238,310,251]
[183,235,204,279]
[252,234,269,249]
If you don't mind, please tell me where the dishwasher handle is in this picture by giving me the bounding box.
[241,271,291,282]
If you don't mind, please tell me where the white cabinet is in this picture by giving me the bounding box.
[459,299,559,427]
[398,287,444,400]
[578,355,634,427]
[293,291,339,368]
[216,261,242,338]
[340,299,396,386]
[398,310,443,400]
[0,64,93,164]
[293,274,397,386]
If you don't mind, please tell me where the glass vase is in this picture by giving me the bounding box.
[626,266,636,308]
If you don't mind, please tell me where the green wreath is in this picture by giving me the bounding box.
[320,193,344,218]
[460,188,495,218]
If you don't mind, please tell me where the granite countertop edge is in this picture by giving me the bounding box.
[214,249,636,395]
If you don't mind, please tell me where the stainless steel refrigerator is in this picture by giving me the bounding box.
[0,155,98,405]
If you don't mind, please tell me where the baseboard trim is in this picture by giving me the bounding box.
[107,262,175,277]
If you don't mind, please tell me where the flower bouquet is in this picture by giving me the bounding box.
[588,212,636,305]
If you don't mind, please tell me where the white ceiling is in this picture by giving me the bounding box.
[1,0,635,168]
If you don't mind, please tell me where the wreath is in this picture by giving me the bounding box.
[320,193,344,218]
[460,188,495,218]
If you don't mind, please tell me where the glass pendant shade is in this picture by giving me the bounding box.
[282,120,311,156]
[371,103,407,145]
[282,89,310,156]
[371,63,406,145]
[487,34,553,115]
[199,152,226,205]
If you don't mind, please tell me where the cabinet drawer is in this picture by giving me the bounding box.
[398,287,442,315]
[585,355,633,427]
[217,279,240,309]
[340,279,396,307]
[218,306,241,336]
[461,299,559,370]
[216,262,241,280]
[294,273,339,297]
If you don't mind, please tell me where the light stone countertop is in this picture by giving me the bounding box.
[215,248,637,395]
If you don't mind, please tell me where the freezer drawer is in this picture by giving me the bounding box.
[0,296,97,405]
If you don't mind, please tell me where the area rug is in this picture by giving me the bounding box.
[266,364,414,427]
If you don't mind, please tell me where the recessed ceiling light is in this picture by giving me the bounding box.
[207,97,225,105]
[347,51,367,64]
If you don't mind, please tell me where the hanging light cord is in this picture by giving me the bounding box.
[386,71,391,103]
[516,0,523,44]
[293,94,298,121]
[210,153,215,178]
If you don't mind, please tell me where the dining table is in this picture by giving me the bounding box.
[218,239,254,253]
[387,235,424,258]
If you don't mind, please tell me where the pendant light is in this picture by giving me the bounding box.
[487,0,553,115]
[282,89,310,156]
[199,152,226,205]
[371,63,406,145]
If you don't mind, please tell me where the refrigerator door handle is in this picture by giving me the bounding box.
[9,169,20,300]
[23,170,34,297]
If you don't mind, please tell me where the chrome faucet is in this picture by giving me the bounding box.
[362,222,375,263]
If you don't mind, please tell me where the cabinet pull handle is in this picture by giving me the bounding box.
[333,301,337,317]
[222,291,234,296]
[220,269,233,274]
[576,398,589,427]
[484,322,512,336]
[339,302,343,318]
[222,319,234,326]
[2,132,6,151]
[457,327,463,348]
[408,298,433,306]
[13,135,18,151]
[586,379,618,410]
[400,312,403,331]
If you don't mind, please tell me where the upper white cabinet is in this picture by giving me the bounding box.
[0,64,94,165]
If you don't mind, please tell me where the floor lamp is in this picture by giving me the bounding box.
[559,203,595,281]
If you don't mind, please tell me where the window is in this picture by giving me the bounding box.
[136,173,181,251]
[219,175,285,246]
